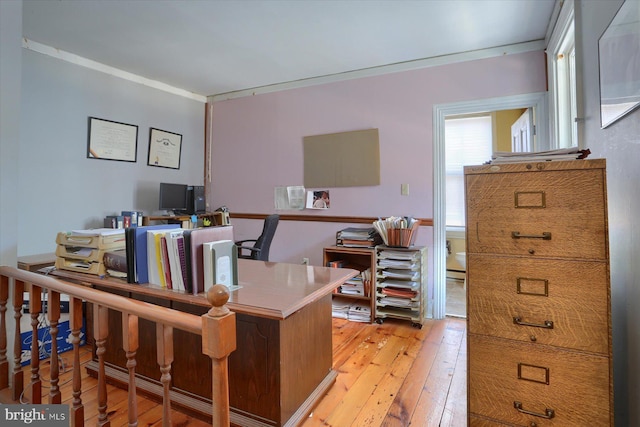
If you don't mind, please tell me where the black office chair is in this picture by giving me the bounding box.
[235,214,280,261]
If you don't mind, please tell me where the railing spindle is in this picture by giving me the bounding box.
[47,290,61,404]
[157,323,174,427]
[69,297,84,427]
[0,275,8,389]
[94,304,110,427]
[11,279,24,401]
[29,284,42,403]
[123,312,139,427]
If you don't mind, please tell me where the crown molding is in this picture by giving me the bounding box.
[22,38,207,103]
[210,40,545,102]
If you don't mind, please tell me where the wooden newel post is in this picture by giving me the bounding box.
[201,284,236,427]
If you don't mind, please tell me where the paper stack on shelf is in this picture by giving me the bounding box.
[373,216,419,248]
[331,300,351,319]
[339,268,372,297]
[489,147,591,164]
[55,228,126,276]
[347,302,371,323]
[336,227,382,248]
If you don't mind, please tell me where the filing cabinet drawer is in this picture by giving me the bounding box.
[468,334,611,426]
[469,416,512,426]
[465,168,607,259]
[467,254,609,354]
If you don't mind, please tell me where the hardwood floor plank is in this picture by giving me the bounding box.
[324,333,409,426]
[384,319,449,425]
[305,321,406,425]
[439,331,467,427]
[349,323,432,426]
[408,319,465,426]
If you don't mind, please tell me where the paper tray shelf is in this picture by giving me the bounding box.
[55,257,107,276]
[56,245,109,263]
[56,231,126,250]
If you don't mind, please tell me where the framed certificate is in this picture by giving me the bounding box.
[87,117,138,162]
[147,128,183,169]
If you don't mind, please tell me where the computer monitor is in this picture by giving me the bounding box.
[158,183,188,214]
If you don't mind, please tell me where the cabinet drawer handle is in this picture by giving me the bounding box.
[511,231,552,240]
[514,401,555,419]
[513,316,554,329]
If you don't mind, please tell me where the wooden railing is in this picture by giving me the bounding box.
[0,266,236,427]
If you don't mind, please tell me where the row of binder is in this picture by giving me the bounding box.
[56,225,236,295]
[138,225,236,294]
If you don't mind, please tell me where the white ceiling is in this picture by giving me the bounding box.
[22,0,557,98]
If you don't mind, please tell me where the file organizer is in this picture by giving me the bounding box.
[375,245,427,328]
[55,229,126,276]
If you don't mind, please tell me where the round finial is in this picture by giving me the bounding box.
[206,284,230,317]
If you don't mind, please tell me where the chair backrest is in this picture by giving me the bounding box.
[252,214,280,261]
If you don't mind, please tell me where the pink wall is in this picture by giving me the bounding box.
[210,50,547,306]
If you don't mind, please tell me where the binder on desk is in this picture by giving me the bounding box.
[203,240,237,292]
[147,229,176,287]
[133,224,180,284]
[183,226,234,295]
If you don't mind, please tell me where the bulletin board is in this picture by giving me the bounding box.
[303,128,380,188]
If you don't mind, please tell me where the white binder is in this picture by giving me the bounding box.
[203,240,238,292]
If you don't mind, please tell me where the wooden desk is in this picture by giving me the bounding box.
[17,252,56,272]
[53,260,357,427]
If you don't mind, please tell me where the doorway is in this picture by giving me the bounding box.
[431,92,549,319]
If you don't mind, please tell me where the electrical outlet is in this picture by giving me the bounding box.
[302,258,309,265]
[401,183,409,196]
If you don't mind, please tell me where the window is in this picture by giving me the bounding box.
[547,0,578,148]
[445,115,492,227]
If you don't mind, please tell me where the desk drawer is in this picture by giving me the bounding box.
[465,169,607,259]
[468,334,611,426]
[467,255,609,354]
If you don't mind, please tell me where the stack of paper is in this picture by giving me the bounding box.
[331,300,351,319]
[490,148,591,164]
[347,302,371,323]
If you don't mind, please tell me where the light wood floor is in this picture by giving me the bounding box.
[1,317,467,427]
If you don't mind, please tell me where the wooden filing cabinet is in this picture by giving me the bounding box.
[464,159,613,426]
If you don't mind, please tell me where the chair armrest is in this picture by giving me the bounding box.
[236,245,261,254]
[234,239,257,246]
[236,245,262,260]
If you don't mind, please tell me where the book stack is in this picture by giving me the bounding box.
[336,227,382,248]
[146,228,190,291]
[55,228,126,276]
[338,268,372,297]
[140,225,235,294]
[489,147,591,164]
[104,210,144,229]
[331,300,371,323]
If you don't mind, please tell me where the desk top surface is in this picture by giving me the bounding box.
[53,259,358,320]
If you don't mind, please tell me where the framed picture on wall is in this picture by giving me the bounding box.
[147,127,182,169]
[598,0,640,128]
[87,117,138,162]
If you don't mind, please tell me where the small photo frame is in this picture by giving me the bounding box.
[87,117,138,162]
[306,190,331,209]
[148,128,182,169]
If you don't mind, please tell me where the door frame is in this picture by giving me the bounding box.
[431,92,549,319]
